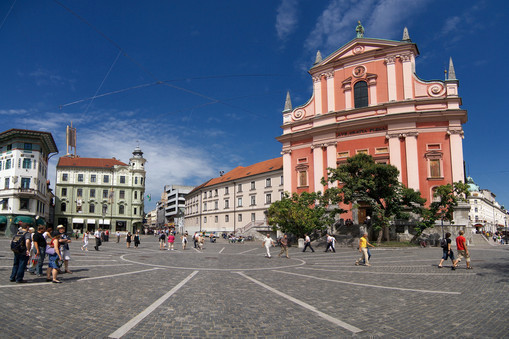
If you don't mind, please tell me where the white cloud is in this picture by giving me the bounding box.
[0,109,28,115]
[63,112,217,210]
[8,107,221,211]
[21,112,85,131]
[276,0,300,40]
[304,0,431,55]
[25,68,76,89]
[442,16,461,36]
[437,3,485,43]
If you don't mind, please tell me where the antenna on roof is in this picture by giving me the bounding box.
[66,122,77,158]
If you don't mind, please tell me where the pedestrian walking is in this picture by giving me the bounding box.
[302,234,315,252]
[81,231,89,251]
[116,231,121,243]
[181,234,188,250]
[197,233,204,250]
[438,232,456,270]
[94,228,102,251]
[453,230,472,269]
[126,232,132,248]
[193,232,199,248]
[168,233,175,250]
[278,234,290,258]
[10,223,31,283]
[134,231,141,248]
[262,233,275,258]
[159,232,166,250]
[355,233,372,266]
[361,235,375,265]
[324,234,335,253]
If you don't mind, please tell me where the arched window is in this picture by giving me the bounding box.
[354,81,368,108]
[61,202,66,212]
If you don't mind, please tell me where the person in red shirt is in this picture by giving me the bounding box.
[167,233,175,251]
[453,230,472,269]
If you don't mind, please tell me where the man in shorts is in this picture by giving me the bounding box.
[57,225,72,273]
[453,230,472,269]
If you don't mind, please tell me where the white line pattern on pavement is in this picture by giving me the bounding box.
[238,247,259,254]
[108,270,199,338]
[236,271,363,334]
[275,270,461,294]
[296,266,477,276]
[0,267,157,288]
[77,268,162,281]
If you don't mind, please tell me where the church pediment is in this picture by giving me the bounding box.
[311,38,417,71]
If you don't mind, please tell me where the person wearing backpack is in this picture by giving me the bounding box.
[438,232,456,270]
[10,223,32,283]
[159,231,166,250]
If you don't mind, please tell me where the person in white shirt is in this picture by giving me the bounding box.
[81,231,89,251]
[262,234,275,258]
[116,231,121,243]
[324,234,336,253]
[302,234,315,252]
[94,229,102,251]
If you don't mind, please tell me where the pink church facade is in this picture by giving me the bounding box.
[277,30,467,219]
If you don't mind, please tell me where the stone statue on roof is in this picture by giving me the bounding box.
[356,21,364,38]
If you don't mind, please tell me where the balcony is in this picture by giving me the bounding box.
[1,187,43,198]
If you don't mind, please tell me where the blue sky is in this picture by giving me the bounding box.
[1,0,508,212]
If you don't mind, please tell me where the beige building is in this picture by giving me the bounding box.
[467,177,507,233]
[145,209,157,229]
[0,129,58,236]
[54,146,146,233]
[185,157,283,234]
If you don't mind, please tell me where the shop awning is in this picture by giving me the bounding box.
[87,219,96,224]
[99,219,111,225]
[0,215,7,224]
[72,218,84,224]
[13,215,35,225]
[36,217,46,226]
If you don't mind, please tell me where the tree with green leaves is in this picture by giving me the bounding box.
[326,153,426,244]
[267,190,343,238]
[416,181,470,235]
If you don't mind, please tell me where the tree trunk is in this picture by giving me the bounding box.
[376,228,383,244]
[384,225,390,242]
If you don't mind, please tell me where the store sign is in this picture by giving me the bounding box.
[338,126,387,137]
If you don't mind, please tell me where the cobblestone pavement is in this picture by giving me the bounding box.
[0,235,508,338]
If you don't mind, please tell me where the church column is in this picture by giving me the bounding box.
[282,150,292,193]
[387,133,403,182]
[325,71,335,112]
[448,130,465,183]
[385,56,397,101]
[313,75,323,115]
[404,132,420,190]
[326,142,337,187]
[401,54,413,100]
[312,144,324,192]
